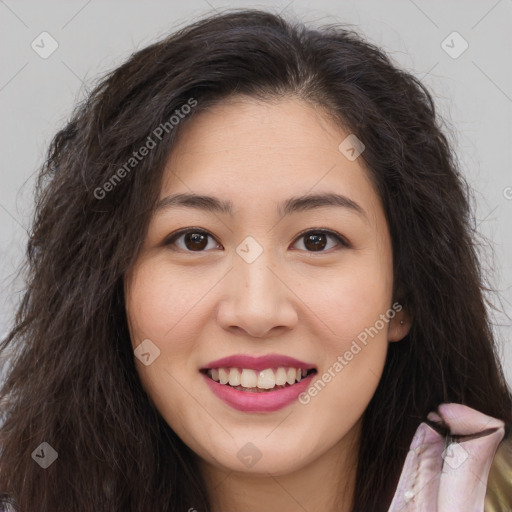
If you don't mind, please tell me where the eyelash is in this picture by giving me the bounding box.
[163,227,350,253]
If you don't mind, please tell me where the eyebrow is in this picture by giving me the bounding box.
[155,192,368,221]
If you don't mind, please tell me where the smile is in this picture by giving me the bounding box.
[202,367,317,392]
[200,354,318,412]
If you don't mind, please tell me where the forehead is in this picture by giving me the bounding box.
[160,96,383,226]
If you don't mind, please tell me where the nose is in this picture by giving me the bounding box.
[216,248,298,338]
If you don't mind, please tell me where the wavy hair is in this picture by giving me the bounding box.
[1,8,511,512]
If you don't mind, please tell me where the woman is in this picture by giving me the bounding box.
[0,8,510,512]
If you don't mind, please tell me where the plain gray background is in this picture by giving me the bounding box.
[0,0,511,385]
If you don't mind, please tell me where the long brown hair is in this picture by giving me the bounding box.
[1,8,511,512]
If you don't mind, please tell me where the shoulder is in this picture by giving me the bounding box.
[427,402,511,512]
[485,426,512,512]
[388,402,510,512]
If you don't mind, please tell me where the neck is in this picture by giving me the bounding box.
[200,420,361,512]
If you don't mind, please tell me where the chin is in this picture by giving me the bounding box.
[196,434,318,476]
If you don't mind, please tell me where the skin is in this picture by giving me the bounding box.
[124,96,411,512]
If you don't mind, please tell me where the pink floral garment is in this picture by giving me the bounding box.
[388,403,507,512]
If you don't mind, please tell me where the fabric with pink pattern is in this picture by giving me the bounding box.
[388,403,506,512]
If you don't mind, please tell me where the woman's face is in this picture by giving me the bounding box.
[124,96,409,476]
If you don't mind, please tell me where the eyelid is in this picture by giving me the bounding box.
[163,227,350,251]
[163,227,221,249]
[291,228,351,250]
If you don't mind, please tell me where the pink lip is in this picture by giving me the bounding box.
[200,354,317,412]
[201,371,316,412]
[201,354,316,372]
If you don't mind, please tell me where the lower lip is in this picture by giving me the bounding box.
[201,371,316,412]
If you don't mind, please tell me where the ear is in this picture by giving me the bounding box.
[388,308,412,342]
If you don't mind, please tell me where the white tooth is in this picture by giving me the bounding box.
[240,369,258,388]
[302,368,308,378]
[286,368,297,385]
[296,370,302,382]
[211,368,219,381]
[218,368,229,385]
[228,368,241,386]
[257,368,276,389]
[275,367,287,386]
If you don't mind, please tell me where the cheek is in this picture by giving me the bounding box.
[298,253,392,408]
[124,259,209,431]
[124,258,214,420]
[125,257,216,350]
[303,255,393,346]
[298,291,389,443]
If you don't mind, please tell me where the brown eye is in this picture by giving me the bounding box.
[183,232,208,251]
[292,229,348,252]
[304,233,327,251]
[164,229,220,252]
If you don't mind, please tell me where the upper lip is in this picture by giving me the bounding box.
[201,354,316,372]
